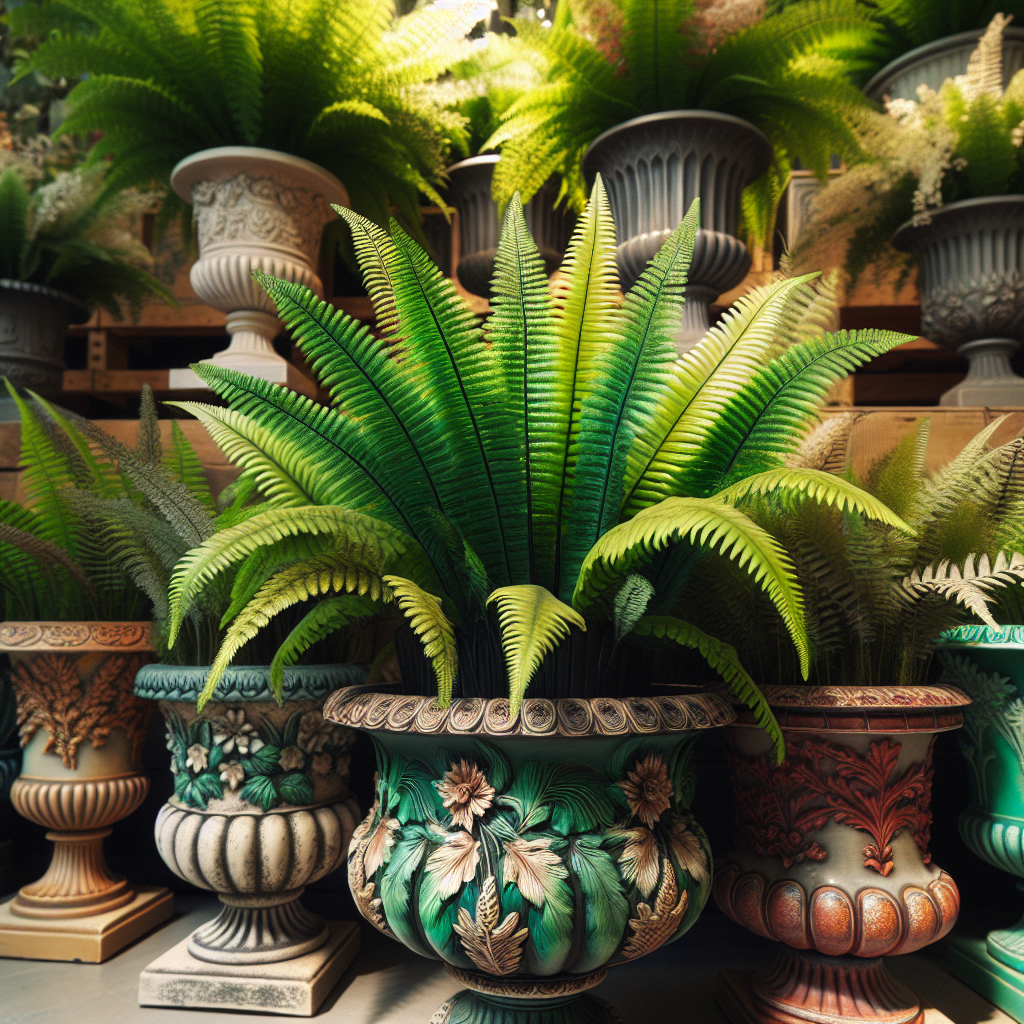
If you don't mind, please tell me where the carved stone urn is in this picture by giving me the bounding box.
[714,684,969,1024]
[0,621,171,963]
[582,111,773,352]
[891,196,1024,406]
[324,685,734,1024]
[168,146,349,396]
[937,626,1024,1020]
[0,281,89,420]
[446,155,574,299]
[135,663,365,1016]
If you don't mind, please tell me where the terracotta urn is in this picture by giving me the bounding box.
[324,685,734,1024]
[937,626,1024,1019]
[135,663,365,1016]
[714,684,969,1024]
[446,154,574,299]
[168,146,349,395]
[581,111,773,352]
[0,621,171,963]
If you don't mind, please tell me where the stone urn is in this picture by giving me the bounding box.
[892,196,1024,406]
[582,111,773,352]
[0,621,171,963]
[0,281,89,420]
[168,146,349,396]
[324,685,734,1024]
[446,155,574,299]
[135,663,365,1016]
[714,684,969,1024]
[864,27,1024,102]
[937,626,1024,1020]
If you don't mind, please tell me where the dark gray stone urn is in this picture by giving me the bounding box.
[582,111,773,351]
[892,196,1024,407]
[446,154,574,299]
[864,28,1024,103]
[0,280,88,419]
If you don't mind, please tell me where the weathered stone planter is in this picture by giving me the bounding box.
[865,28,1024,102]
[0,621,170,962]
[168,146,349,396]
[938,626,1024,1021]
[136,663,365,1016]
[325,685,734,1024]
[582,111,773,351]
[0,281,88,419]
[714,684,968,1024]
[447,155,574,299]
[892,196,1024,406]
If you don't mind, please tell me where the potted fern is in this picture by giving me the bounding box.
[163,178,910,1023]
[0,382,170,963]
[488,0,877,348]
[0,138,170,414]
[797,17,1024,406]
[702,415,1024,1024]
[9,0,476,385]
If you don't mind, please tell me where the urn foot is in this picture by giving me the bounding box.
[989,911,1024,973]
[939,339,1024,407]
[434,968,622,1024]
[949,933,1024,1023]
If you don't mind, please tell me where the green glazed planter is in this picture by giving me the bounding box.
[938,625,1024,1021]
[323,686,735,1024]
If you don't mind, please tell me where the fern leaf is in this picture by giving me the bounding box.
[0,522,99,612]
[164,420,216,511]
[613,574,655,641]
[486,584,586,713]
[903,551,1024,630]
[137,383,163,464]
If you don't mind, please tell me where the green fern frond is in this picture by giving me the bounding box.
[0,522,99,613]
[613,574,655,641]
[903,551,1024,630]
[137,384,163,464]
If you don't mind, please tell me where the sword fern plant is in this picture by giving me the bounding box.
[167,178,913,759]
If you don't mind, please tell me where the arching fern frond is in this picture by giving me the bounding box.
[902,551,1024,630]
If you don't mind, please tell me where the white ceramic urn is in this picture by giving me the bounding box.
[169,147,349,392]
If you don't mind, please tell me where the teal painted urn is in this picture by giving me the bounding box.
[324,686,734,1024]
[939,626,1024,1019]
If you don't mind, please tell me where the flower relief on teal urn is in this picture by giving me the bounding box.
[938,625,1024,1020]
[323,686,734,1024]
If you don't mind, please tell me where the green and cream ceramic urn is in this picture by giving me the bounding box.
[324,685,734,1024]
[939,626,1024,1021]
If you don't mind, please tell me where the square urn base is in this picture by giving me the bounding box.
[138,919,361,1017]
[0,885,173,963]
[948,934,1024,1023]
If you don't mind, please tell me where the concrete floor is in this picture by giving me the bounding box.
[0,895,1013,1024]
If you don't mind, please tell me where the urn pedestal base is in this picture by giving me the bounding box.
[0,885,172,962]
[949,934,1024,1023]
[939,339,1024,407]
[168,355,317,400]
[138,918,360,1016]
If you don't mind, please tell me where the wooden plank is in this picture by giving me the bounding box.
[854,373,966,405]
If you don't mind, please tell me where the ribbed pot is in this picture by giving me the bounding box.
[0,281,88,417]
[324,685,734,1024]
[0,621,155,919]
[136,663,365,966]
[891,196,1024,406]
[715,684,969,1024]
[169,147,349,383]
[447,155,574,299]
[864,28,1024,102]
[582,111,773,352]
[938,627,1024,980]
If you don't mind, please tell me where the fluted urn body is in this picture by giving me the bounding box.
[715,684,968,1024]
[325,685,734,1024]
[168,146,349,392]
[0,621,171,962]
[136,663,364,973]
[582,111,773,352]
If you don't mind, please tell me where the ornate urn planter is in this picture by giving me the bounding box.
[581,111,773,352]
[937,626,1024,1020]
[864,28,1024,102]
[0,621,171,962]
[891,196,1024,406]
[324,685,734,1024]
[168,146,349,397]
[714,684,969,1024]
[135,663,365,1016]
[446,155,574,299]
[0,280,89,420]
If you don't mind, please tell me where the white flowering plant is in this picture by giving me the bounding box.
[796,14,1024,288]
[0,133,172,318]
